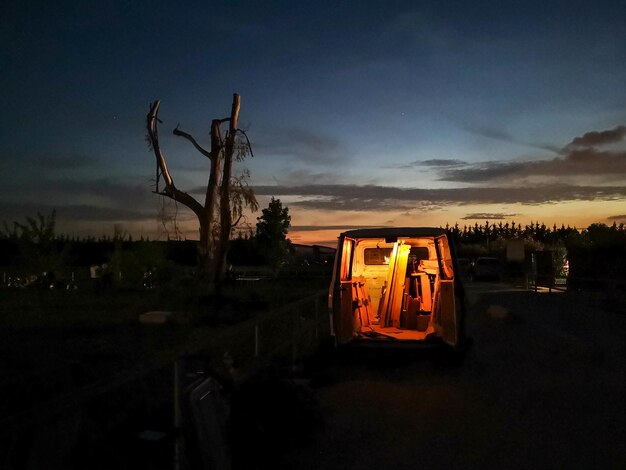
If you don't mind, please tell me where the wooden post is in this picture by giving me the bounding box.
[314,296,319,341]
[291,312,297,373]
[174,360,182,470]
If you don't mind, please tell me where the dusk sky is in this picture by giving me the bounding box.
[2,1,625,246]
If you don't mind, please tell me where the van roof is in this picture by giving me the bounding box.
[342,227,448,238]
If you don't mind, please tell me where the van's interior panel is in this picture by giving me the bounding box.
[380,244,410,328]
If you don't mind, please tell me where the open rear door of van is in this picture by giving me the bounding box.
[329,236,355,345]
[434,280,458,346]
[433,236,460,347]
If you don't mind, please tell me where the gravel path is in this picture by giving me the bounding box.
[282,283,626,470]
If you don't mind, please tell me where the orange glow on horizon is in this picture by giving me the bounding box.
[56,199,625,246]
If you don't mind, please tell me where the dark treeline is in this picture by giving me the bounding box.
[0,236,198,268]
[1,199,295,283]
[1,219,625,292]
[443,220,625,260]
[0,232,291,276]
[2,220,625,266]
[445,220,585,246]
[445,220,626,294]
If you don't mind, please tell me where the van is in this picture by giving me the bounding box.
[328,228,467,349]
[472,256,501,281]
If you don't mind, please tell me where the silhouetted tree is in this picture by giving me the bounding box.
[583,223,626,247]
[4,210,68,274]
[146,94,258,290]
[255,197,292,273]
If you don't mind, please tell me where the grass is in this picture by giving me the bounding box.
[0,263,331,466]
[0,272,330,378]
[0,288,160,328]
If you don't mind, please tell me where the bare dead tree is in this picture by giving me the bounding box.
[146,93,257,288]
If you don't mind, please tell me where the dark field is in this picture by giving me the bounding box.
[0,276,329,469]
[2,278,625,469]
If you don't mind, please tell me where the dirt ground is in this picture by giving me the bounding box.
[280,282,626,470]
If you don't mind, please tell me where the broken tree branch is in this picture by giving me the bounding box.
[173,126,212,159]
[146,100,204,219]
[236,129,254,158]
[147,101,174,188]
[220,94,240,227]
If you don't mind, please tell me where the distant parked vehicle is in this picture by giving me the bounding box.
[472,257,501,281]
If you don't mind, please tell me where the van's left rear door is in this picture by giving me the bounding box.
[329,236,355,345]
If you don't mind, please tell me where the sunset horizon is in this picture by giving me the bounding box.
[2,1,625,248]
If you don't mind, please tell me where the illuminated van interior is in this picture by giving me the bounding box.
[331,230,458,344]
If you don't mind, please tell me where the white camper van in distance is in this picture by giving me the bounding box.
[328,228,467,349]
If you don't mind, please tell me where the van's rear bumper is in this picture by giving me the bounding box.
[347,334,445,349]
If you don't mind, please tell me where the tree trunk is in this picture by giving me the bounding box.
[198,119,225,286]
[214,93,240,286]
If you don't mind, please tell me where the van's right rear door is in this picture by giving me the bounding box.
[433,235,460,347]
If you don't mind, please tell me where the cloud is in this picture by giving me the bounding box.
[253,127,348,165]
[419,159,467,167]
[438,124,626,183]
[391,158,467,169]
[565,125,626,149]
[6,177,154,207]
[461,213,519,220]
[0,175,166,233]
[607,214,626,221]
[388,125,626,183]
[0,152,98,175]
[0,201,155,223]
[253,184,626,211]
[290,224,384,232]
[438,154,626,182]
[461,123,561,153]
[32,154,97,171]
[273,169,343,186]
